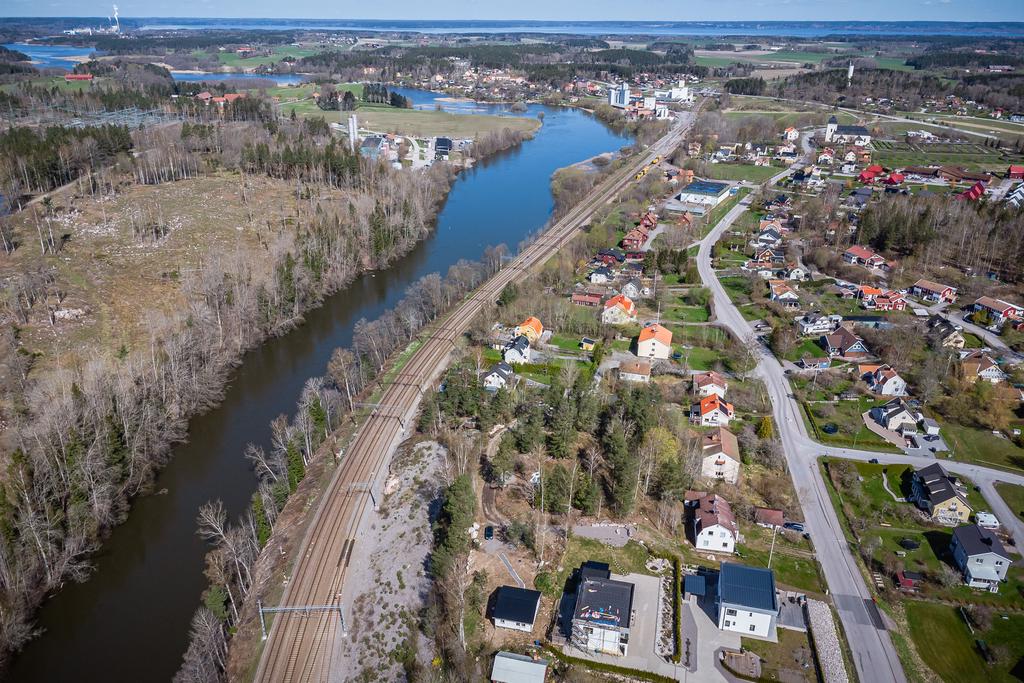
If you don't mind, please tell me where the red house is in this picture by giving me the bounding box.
[621,225,650,251]
[958,181,986,201]
[884,173,905,185]
[571,292,602,307]
[1009,165,1024,180]
[896,570,924,591]
[64,73,94,81]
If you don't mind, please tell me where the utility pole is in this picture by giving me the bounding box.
[767,524,779,569]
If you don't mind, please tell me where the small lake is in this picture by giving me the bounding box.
[3,42,94,69]
[8,88,632,683]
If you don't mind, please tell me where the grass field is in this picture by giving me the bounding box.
[995,483,1024,523]
[280,100,542,138]
[943,423,1024,473]
[215,45,322,68]
[803,398,902,452]
[0,75,103,93]
[905,602,1024,683]
[701,164,780,183]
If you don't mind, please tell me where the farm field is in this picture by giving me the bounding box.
[871,139,1023,172]
[701,163,781,183]
[214,45,323,68]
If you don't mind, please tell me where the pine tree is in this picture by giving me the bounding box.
[757,416,775,441]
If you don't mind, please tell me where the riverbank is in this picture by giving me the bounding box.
[6,102,631,682]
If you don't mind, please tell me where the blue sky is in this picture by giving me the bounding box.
[4,0,1024,21]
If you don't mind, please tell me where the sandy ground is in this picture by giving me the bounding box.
[329,439,447,682]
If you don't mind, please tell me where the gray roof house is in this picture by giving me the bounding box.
[716,562,778,639]
[950,524,1011,592]
[483,362,514,392]
[503,336,531,365]
[569,562,634,657]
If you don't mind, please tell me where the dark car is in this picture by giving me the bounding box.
[484,525,494,541]
[783,522,805,533]
[868,458,879,464]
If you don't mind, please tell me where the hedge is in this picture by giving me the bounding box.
[540,644,676,683]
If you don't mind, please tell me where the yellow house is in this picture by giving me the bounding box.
[910,463,973,526]
[514,317,544,344]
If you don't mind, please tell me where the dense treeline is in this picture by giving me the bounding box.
[724,77,766,95]
[47,30,300,54]
[0,45,30,62]
[857,193,1024,282]
[772,68,947,108]
[908,51,1024,70]
[0,118,457,668]
[0,124,133,199]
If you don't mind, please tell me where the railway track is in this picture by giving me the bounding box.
[253,114,695,683]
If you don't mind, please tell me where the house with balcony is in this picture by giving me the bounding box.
[909,463,973,526]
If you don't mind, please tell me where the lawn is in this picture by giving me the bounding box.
[702,164,780,184]
[906,601,987,683]
[546,536,654,597]
[719,276,753,305]
[743,629,818,683]
[995,483,1024,523]
[943,423,1024,473]
[783,338,827,363]
[665,305,710,323]
[903,602,1024,683]
[803,397,902,452]
[676,345,722,371]
[546,333,589,354]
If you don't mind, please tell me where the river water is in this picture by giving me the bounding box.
[7,91,631,681]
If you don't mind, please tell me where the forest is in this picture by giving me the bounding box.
[856,193,1024,283]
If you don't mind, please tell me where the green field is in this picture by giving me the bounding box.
[995,483,1024,523]
[869,138,1020,172]
[906,602,1024,683]
[943,423,1024,473]
[803,397,902,452]
[216,45,322,68]
[0,75,102,94]
[701,163,780,183]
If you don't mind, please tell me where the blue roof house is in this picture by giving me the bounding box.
[716,562,778,639]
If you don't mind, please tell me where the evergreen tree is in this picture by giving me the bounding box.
[757,416,775,441]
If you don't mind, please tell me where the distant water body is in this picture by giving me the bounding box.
[128,19,1024,37]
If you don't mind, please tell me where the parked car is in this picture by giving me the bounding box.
[484,525,494,541]
[783,522,805,532]
[868,458,879,464]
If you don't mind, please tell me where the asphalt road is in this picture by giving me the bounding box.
[697,164,1024,683]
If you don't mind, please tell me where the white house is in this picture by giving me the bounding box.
[503,336,531,365]
[691,394,734,426]
[482,362,514,392]
[693,371,728,398]
[637,323,672,360]
[601,294,637,325]
[700,427,741,484]
[866,364,908,397]
[950,524,1010,592]
[618,360,651,383]
[687,491,738,554]
[570,563,634,656]
[588,266,613,284]
[783,126,800,142]
[796,312,841,336]
[716,563,778,639]
[492,586,541,632]
[960,351,1008,384]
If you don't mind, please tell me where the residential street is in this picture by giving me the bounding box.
[696,165,1024,683]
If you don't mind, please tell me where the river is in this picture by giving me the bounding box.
[7,91,631,681]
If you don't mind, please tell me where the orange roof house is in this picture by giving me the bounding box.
[637,323,673,359]
[514,316,544,344]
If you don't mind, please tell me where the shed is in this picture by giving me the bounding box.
[490,651,548,683]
